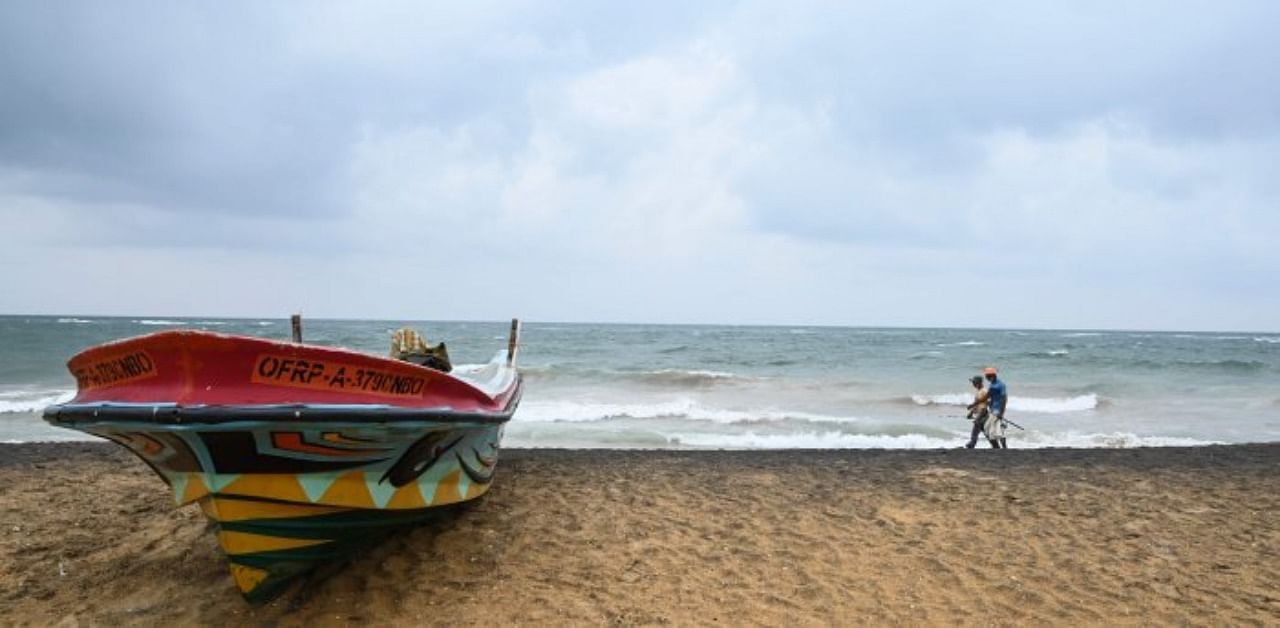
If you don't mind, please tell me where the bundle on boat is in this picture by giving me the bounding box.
[43,321,523,603]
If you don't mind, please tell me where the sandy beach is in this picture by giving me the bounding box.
[1,442,1277,625]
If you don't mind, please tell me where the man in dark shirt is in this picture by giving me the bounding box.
[984,367,1008,448]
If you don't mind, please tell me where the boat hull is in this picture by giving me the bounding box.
[43,330,522,602]
[67,417,504,602]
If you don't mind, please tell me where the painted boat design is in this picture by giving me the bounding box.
[43,327,522,602]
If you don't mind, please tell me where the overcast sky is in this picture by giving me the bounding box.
[1,1,1277,330]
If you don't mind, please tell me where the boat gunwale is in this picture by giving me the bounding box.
[43,377,523,426]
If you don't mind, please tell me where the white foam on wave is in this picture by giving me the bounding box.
[912,393,1099,413]
[911,351,945,359]
[134,319,185,326]
[936,341,985,347]
[508,426,1221,450]
[194,320,228,326]
[1255,336,1280,344]
[666,431,953,449]
[642,368,738,379]
[515,399,861,425]
[1062,332,1103,337]
[911,393,973,407]
[526,366,746,388]
[0,390,75,414]
[1017,431,1218,448]
[56,318,93,324]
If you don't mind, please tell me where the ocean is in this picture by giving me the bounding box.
[2,316,1278,448]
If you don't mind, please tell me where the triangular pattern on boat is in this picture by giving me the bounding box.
[217,530,329,555]
[220,473,310,504]
[364,471,398,509]
[207,496,344,523]
[181,473,211,505]
[432,469,463,506]
[319,470,375,508]
[456,473,471,503]
[386,480,427,509]
[169,473,189,506]
[205,472,241,493]
[297,471,344,503]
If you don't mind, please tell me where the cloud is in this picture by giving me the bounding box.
[0,1,1277,330]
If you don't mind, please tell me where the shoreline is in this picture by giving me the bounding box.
[1,442,1277,624]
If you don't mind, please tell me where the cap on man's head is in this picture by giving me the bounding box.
[970,375,983,386]
[983,367,998,375]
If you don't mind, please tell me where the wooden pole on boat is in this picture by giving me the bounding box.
[291,313,303,343]
[507,318,520,366]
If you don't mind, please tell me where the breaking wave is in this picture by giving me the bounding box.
[936,341,985,347]
[505,423,1220,450]
[0,390,75,414]
[56,318,93,324]
[134,319,185,326]
[1170,359,1268,373]
[1027,349,1070,358]
[666,431,954,449]
[523,366,747,388]
[515,399,859,425]
[910,393,1099,413]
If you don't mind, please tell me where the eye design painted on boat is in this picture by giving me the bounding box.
[381,432,464,487]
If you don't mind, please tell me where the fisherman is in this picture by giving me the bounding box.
[984,366,1008,448]
[963,375,994,448]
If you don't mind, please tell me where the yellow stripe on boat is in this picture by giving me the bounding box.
[201,497,346,523]
[217,530,330,555]
[220,473,311,503]
[431,469,463,505]
[317,470,376,508]
[385,481,427,509]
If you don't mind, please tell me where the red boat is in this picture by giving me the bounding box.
[44,323,523,602]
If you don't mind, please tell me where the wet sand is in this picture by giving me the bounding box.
[1,442,1277,625]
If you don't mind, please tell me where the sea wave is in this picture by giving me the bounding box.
[134,319,185,326]
[1026,349,1070,358]
[56,318,93,324]
[1061,332,1103,337]
[664,430,1218,449]
[936,341,985,347]
[0,390,75,414]
[514,399,860,425]
[1256,336,1280,344]
[666,431,954,449]
[1170,359,1268,373]
[1015,431,1218,449]
[505,424,1220,450]
[910,351,945,360]
[910,393,1099,413]
[523,366,747,388]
